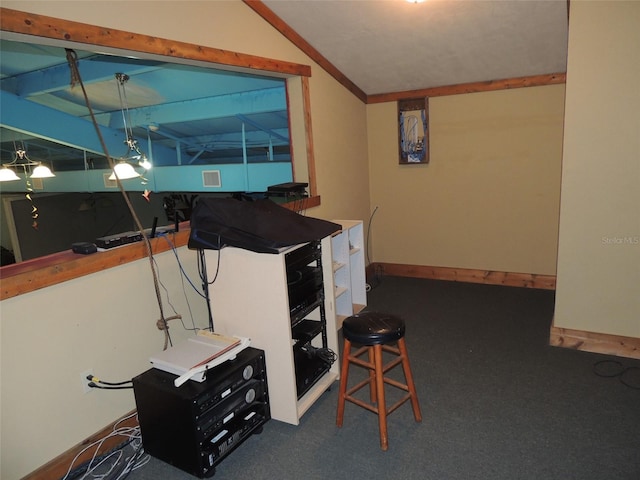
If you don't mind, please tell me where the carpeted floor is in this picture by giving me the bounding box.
[125,276,640,480]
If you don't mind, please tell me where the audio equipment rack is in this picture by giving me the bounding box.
[133,347,269,478]
[204,236,340,425]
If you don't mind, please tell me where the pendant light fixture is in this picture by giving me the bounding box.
[108,72,152,181]
[0,145,55,183]
[0,144,54,229]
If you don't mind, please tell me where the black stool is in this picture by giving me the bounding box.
[336,312,422,450]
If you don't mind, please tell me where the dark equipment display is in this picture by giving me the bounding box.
[266,182,309,199]
[188,197,340,254]
[71,242,98,254]
[284,240,335,397]
[133,347,270,478]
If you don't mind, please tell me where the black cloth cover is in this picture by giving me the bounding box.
[188,198,341,253]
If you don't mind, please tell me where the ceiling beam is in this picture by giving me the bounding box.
[2,56,164,97]
[236,114,289,143]
[367,73,567,104]
[0,90,178,164]
[104,87,288,128]
[179,128,290,147]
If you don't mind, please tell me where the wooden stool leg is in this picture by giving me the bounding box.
[368,346,377,404]
[373,344,388,450]
[398,338,422,422]
[336,338,352,427]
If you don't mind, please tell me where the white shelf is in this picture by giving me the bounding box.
[329,220,367,330]
[333,261,347,272]
[335,285,348,298]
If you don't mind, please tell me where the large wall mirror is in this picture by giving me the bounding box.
[0,9,317,264]
[0,38,295,193]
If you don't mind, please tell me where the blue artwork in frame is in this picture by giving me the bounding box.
[398,97,429,164]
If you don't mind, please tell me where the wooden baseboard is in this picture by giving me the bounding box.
[22,410,138,480]
[370,262,556,290]
[550,326,640,360]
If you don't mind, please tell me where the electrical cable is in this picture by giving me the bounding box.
[153,260,199,332]
[158,233,207,297]
[112,439,147,480]
[198,244,220,332]
[65,49,173,351]
[197,249,213,331]
[299,344,337,366]
[198,234,223,286]
[197,241,222,332]
[366,205,381,289]
[88,383,133,390]
[175,255,198,332]
[148,235,205,333]
[64,440,130,480]
[150,243,197,331]
[61,412,147,480]
[151,255,193,331]
[316,346,337,365]
[619,367,640,389]
[366,205,378,266]
[593,359,640,390]
[87,375,132,386]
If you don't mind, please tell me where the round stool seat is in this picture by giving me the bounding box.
[342,312,405,345]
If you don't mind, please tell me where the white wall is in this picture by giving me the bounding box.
[554,1,640,337]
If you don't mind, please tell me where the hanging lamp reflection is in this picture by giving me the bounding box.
[0,147,55,183]
[109,161,141,180]
[0,145,53,229]
[108,73,151,182]
[0,166,20,181]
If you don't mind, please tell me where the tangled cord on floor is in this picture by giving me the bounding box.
[60,412,149,480]
[593,359,640,389]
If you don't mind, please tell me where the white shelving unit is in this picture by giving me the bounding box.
[205,238,339,426]
[330,220,367,330]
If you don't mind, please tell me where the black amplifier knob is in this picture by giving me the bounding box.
[245,388,256,403]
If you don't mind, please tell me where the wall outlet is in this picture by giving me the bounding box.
[81,369,93,394]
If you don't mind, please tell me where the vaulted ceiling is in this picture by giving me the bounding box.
[259,0,569,97]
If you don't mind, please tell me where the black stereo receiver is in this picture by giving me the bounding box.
[133,347,270,478]
[286,241,324,323]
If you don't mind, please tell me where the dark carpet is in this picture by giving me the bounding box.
[127,276,640,480]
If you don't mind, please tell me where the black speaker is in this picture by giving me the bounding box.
[133,347,270,478]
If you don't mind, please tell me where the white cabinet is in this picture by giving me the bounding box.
[329,220,367,330]
[205,238,339,425]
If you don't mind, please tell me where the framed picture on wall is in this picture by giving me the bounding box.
[398,97,429,164]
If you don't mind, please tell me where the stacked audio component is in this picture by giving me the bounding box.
[285,240,333,398]
[132,347,269,478]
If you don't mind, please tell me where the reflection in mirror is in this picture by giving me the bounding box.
[2,191,165,262]
[0,38,294,193]
[0,32,311,265]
